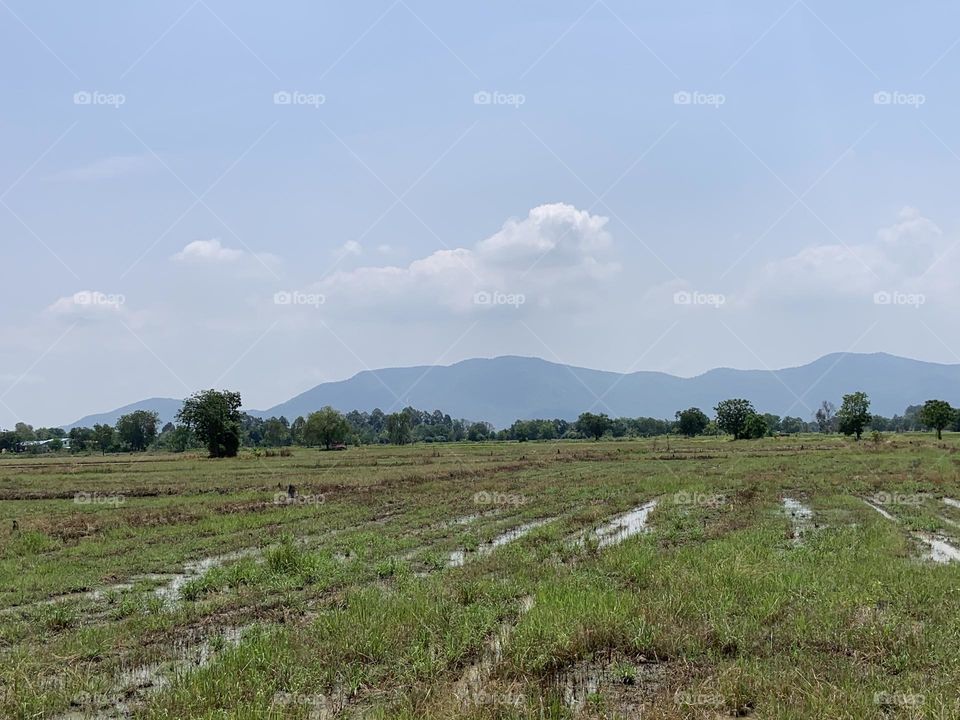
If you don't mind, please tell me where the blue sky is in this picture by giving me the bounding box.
[3,1,960,426]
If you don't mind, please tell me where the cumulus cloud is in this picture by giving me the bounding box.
[313,203,618,314]
[172,239,281,280]
[173,238,247,263]
[749,207,955,305]
[47,290,127,321]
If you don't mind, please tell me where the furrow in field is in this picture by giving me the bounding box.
[448,520,554,567]
[861,496,960,564]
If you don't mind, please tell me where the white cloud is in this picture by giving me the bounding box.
[336,240,363,258]
[47,291,127,321]
[314,203,618,314]
[173,238,247,263]
[748,207,955,305]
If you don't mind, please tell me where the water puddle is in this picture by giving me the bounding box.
[783,497,814,543]
[547,653,667,714]
[591,501,658,549]
[154,548,260,604]
[862,498,896,521]
[916,534,960,564]
[448,520,553,568]
[55,625,250,719]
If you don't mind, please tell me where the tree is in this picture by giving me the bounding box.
[68,426,95,452]
[814,401,835,434]
[780,416,805,434]
[837,391,871,441]
[919,399,955,440]
[576,412,612,440]
[745,413,769,439]
[714,399,756,440]
[303,407,349,449]
[115,411,159,451]
[92,424,115,454]
[675,407,709,437]
[262,416,292,447]
[177,389,243,458]
[386,411,412,445]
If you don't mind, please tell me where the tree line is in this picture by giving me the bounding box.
[2,390,958,457]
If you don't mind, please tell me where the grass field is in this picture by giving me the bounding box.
[2,435,960,719]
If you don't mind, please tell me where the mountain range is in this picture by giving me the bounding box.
[63,352,960,430]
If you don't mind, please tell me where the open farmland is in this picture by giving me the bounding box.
[3,435,960,719]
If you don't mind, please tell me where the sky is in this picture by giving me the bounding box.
[3,1,960,427]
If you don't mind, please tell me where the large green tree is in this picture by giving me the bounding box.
[115,410,159,451]
[837,391,871,441]
[303,406,350,449]
[576,412,612,440]
[177,390,243,458]
[675,407,709,437]
[919,399,955,440]
[714,399,755,440]
[385,411,412,445]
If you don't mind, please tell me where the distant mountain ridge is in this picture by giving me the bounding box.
[63,353,960,430]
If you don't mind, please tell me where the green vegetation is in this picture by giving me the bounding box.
[2,434,960,718]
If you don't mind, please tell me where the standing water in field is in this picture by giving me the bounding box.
[591,500,658,549]
[916,534,960,564]
[783,497,814,543]
[155,548,260,604]
[448,520,553,567]
[862,498,897,522]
